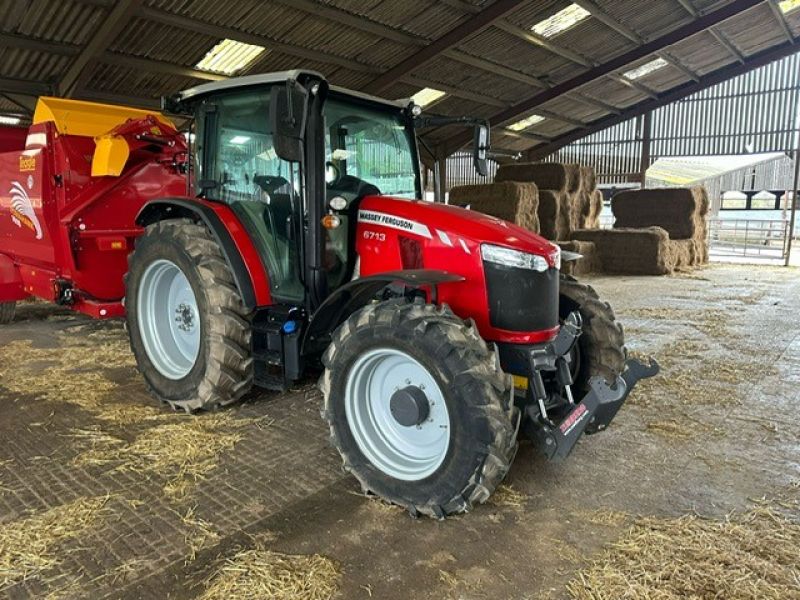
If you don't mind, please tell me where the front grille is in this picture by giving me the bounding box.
[484,263,559,332]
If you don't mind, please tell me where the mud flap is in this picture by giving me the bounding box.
[525,357,660,461]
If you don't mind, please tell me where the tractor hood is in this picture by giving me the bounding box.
[358,195,560,267]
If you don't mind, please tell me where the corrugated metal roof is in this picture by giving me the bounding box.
[0,0,796,158]
[13,0,105,44]
[458,27,573,79]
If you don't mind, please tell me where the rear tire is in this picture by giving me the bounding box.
[0,301,15,324]
[320,299,519,518]
[126,219,253,412]
[559,273,626,396]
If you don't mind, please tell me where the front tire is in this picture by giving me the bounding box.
[320,299,519,518]
[0,301,15,324]
[559,274,626,396]
[126,219,253,412]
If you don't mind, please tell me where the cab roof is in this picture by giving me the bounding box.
[170,70,409,111]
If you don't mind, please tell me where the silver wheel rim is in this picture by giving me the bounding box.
[345,348,451,481]
[137,259,201,380]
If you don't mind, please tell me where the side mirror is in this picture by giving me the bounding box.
[271,81,309,163]
[473,122,490,177]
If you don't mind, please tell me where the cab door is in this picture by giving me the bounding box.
[195,87,305,304]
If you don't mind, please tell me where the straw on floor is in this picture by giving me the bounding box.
[200,546,340,600]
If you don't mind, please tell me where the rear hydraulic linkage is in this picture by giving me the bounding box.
[523,311,660,461]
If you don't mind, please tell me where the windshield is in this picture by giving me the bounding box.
[324,97,419,199]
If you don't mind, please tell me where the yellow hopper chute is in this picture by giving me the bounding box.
[32,97,177,177]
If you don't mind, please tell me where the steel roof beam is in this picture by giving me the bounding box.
[0,79,163,113]
[709,29,747,63]
[438,0,483,15]
[361,0,528,94]
[0,32,79,56]
[499,128,551,142]
[766,0,796,44]
[139,6,381,74]
[567,92,622,115]
[269,0,425,47]
[441,0,767,154]
[675,0,699,18]
[571,0,642,43]
[58,0,142,96]
[443,50,549,88]
[675,0,747,63]
[404,76,507,107]
[77,90,162,110]
[657,52,700,81]
[493,21,594,67]
[535,109,587,127]
[527,37,800,159]
[0,77,52,97]
[606,74,659,99]
[1,93,37,114]
[100,53,227,82]
[0,32,227,84]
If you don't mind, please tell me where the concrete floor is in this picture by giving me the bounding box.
[0,263,798,599]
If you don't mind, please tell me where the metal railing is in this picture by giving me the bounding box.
[707,217,791,260]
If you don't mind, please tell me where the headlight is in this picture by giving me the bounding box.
[481,244,550,272]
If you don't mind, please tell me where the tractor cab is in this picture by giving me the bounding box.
[166,71,488,313]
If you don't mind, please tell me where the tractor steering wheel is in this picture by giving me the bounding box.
[253,175,289,196]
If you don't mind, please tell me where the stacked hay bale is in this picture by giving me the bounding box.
[572,227,674,275]
[494,162,601,241]
[611,186,709,267]
[449,181,540,234]
[573,186,710,275]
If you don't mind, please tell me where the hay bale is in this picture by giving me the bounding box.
[580,166,597,193]
[584,189,604,229]
[495,162,581,192]
[611,186,708,240]
[572,227,675,275]
[666,238,695,270]
[537,190,563,240]
[558,240,599,276]
[493,162,601,237]
[449,182,540,233]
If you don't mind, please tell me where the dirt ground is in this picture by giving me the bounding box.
[0,263,798,599]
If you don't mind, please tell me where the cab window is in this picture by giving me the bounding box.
[195,87,304,303]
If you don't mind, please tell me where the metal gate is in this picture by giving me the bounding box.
[708,217,791,261]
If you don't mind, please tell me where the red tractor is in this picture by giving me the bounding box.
[0,71,656,516]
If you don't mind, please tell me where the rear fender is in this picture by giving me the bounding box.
[302,269,464,353]
[0,254,26,302]
[136,198,270,310]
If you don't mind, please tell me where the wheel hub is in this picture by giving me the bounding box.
[390,385,430,427]
[175,303,196,332]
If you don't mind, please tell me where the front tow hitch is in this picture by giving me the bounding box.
[524,356,660,462]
